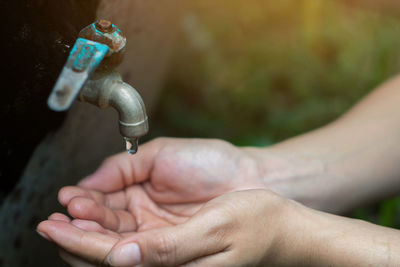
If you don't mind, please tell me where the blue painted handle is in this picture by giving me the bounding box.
[47,38,110,111]
[68,38,110,72]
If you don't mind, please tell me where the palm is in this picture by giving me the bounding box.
[143,138,262,203]
[90,184,205,234]
[62,140,261,237]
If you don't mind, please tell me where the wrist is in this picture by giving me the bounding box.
[261,197,322,266]
[273,200,358,266]
[253,190,311,266]
[273,202,335,266]
[281,204,400,266]
[245,145,335,211]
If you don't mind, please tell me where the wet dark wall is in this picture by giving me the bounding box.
[0,0,100,203]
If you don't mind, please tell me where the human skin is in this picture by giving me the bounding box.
[37,75,400,266]
[37,187,400,266]
[252,74,400,213]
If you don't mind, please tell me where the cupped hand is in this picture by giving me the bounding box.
[60,138,265,229]
[37,138,268,265]
[38,189,297,267]
[78,137,264,203]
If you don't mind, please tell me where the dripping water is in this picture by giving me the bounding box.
[124,137,139,154]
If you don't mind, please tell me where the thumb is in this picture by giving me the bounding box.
[107,212,229,266]
[78,139,163,192]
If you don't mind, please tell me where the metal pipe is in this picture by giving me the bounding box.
[79,71,148,142]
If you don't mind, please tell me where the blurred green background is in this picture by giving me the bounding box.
[149,0,400,228]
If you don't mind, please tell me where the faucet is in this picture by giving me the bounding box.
[47,20,148,154]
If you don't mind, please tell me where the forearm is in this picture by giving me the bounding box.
[249,75,400,212]
[282,202,400,266]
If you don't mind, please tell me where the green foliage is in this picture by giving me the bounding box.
[379,197,400,227]
[150,0,400,228]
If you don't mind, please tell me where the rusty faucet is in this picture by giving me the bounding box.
[47,20,148,154]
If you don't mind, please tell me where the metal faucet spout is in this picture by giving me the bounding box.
[79,71,149,140]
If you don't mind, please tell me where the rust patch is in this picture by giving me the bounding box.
[96,20,113,32]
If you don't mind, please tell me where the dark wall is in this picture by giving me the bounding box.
[0,0,100,202]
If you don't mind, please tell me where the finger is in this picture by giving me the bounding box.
[107,209,230,267]
[78,139,164,192]
[58,186,105,207]
[48,212,71,222]
[59,186,127,210]
[68,197,137,232]
[71,219,121,239]
[59,249,97,267]
[37,220,118,265]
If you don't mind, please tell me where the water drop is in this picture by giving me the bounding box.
[124,137,138,155]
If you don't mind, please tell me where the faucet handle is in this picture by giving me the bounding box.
[48,20,126,112]
[47,38,109,111]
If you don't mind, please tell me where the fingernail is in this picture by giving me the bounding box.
[36,230,51,241]
[108,243,141,266]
